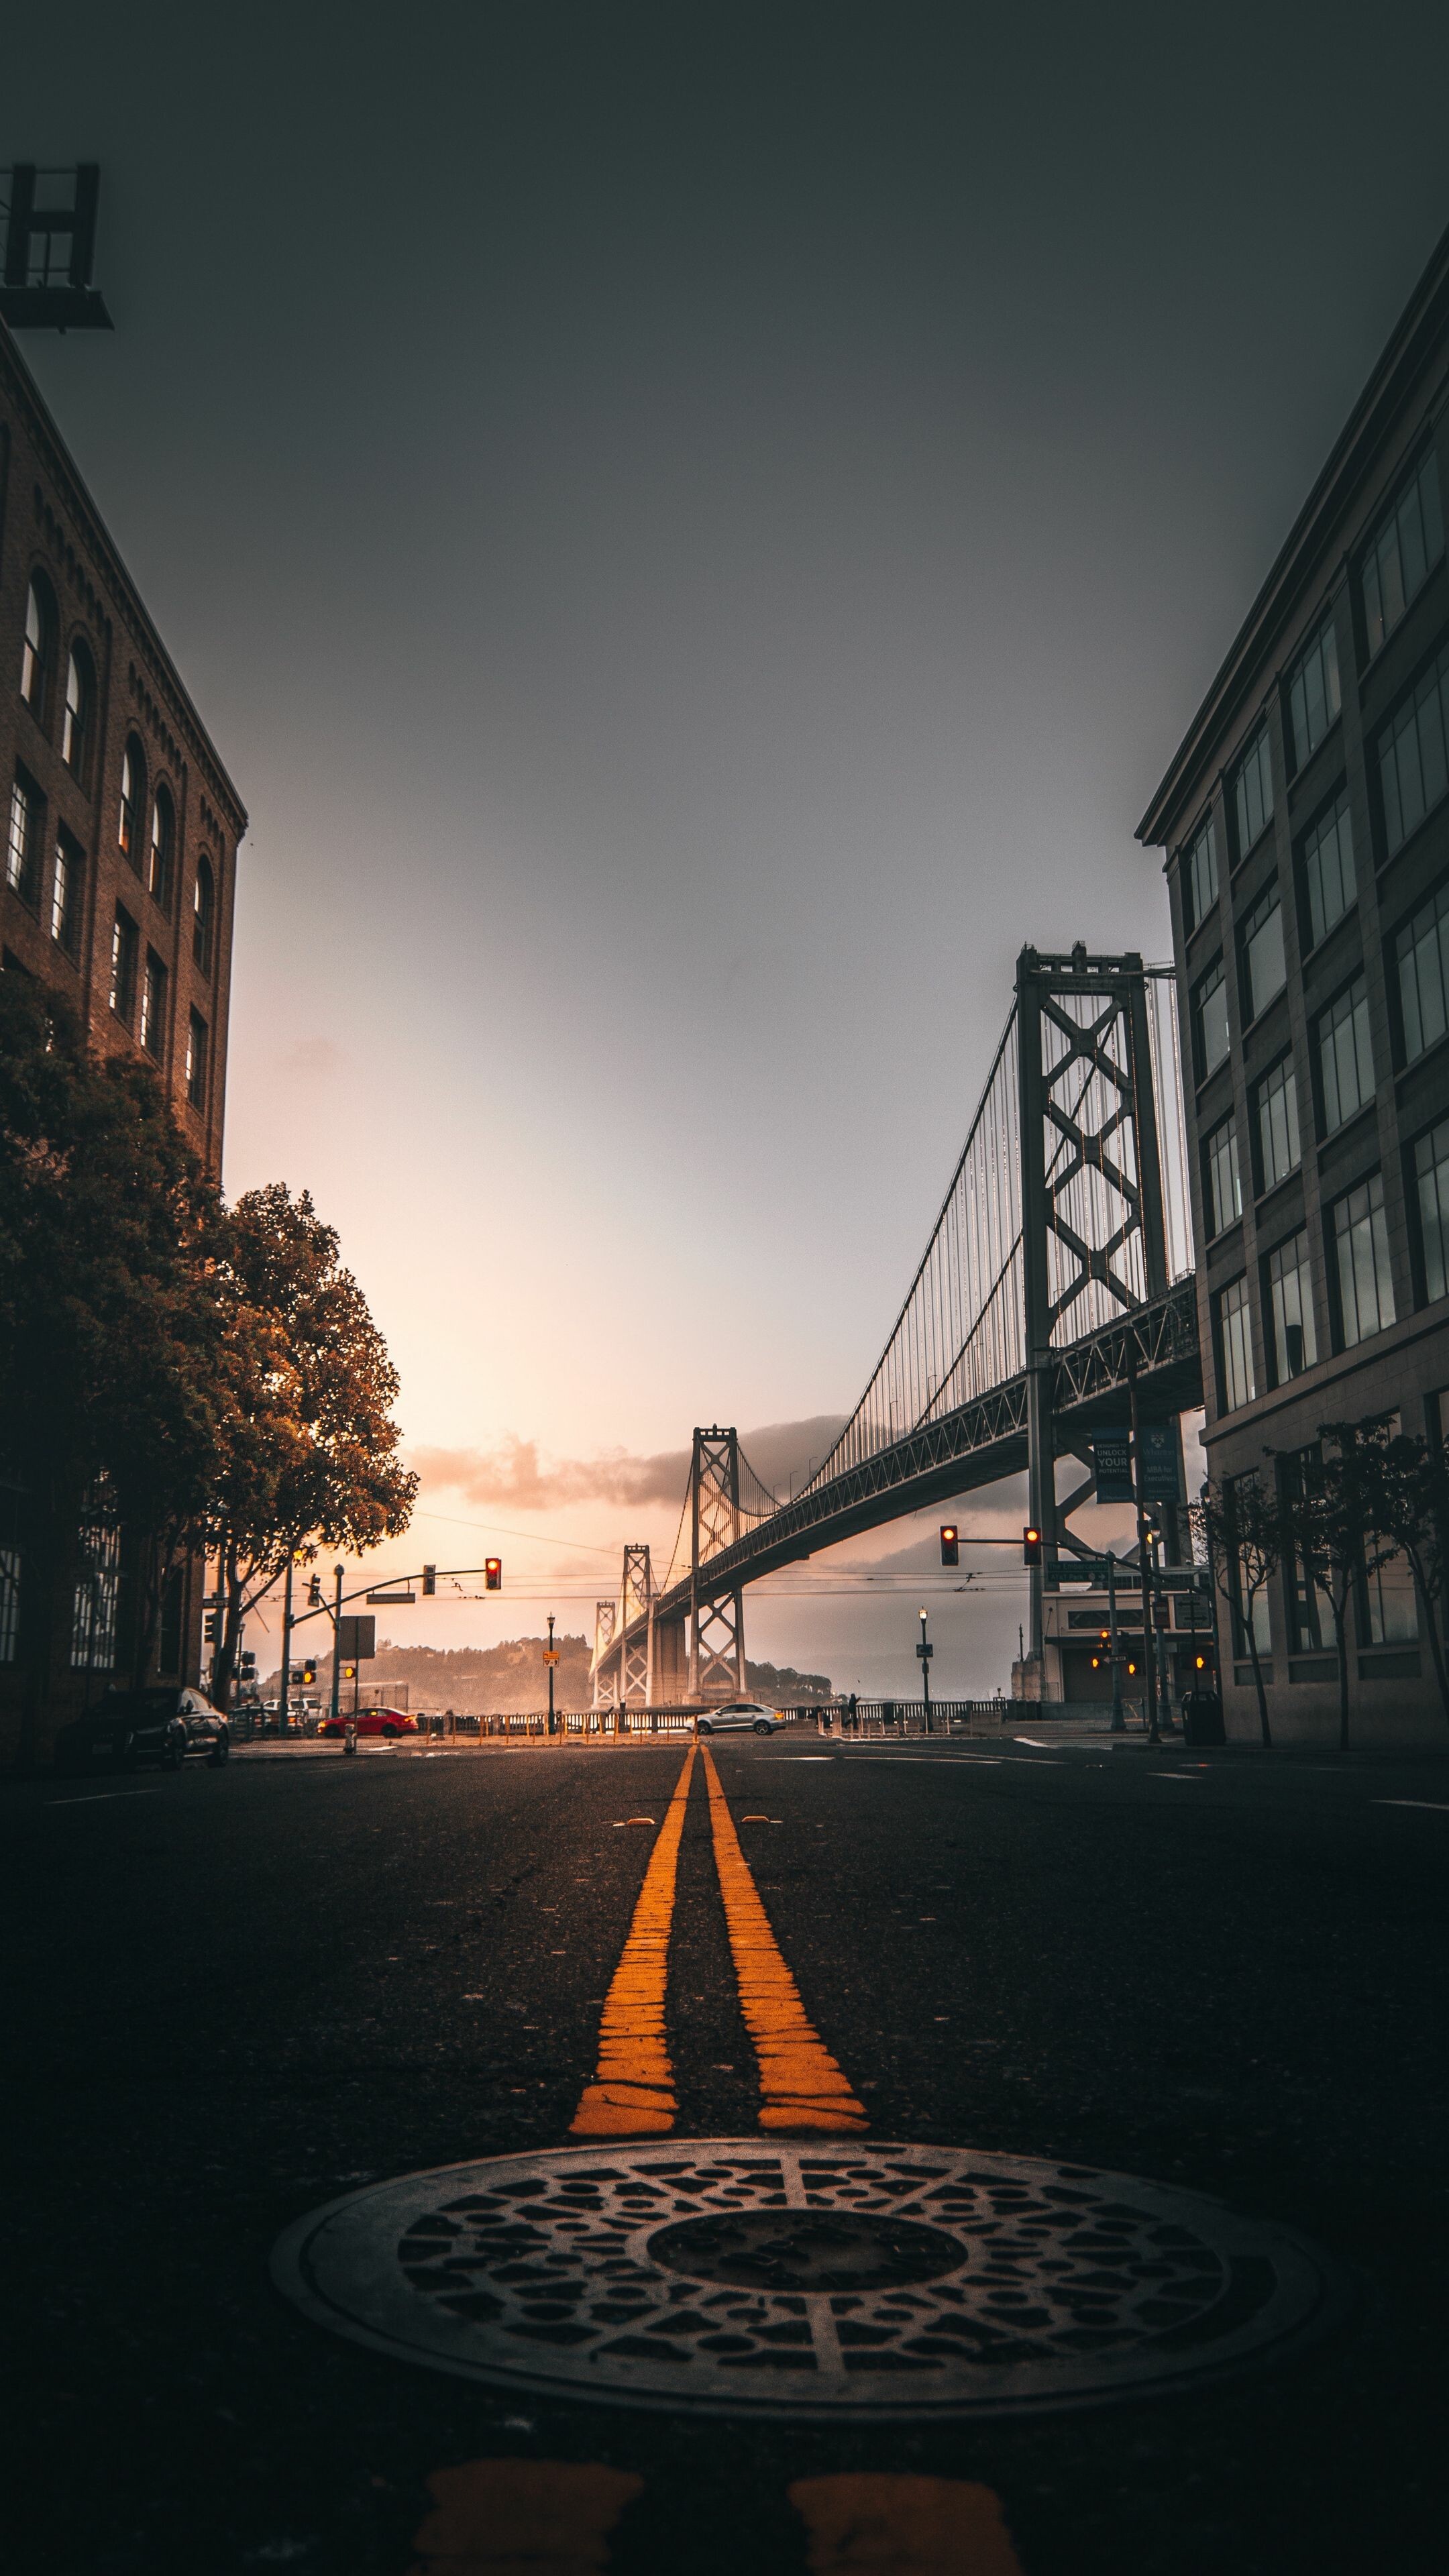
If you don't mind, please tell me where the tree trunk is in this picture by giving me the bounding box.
[213,1550,244,1710]
[1244,1595,1273,1748]
[1332,1583,1352,1752]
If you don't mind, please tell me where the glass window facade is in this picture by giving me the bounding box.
[1234,724,1275,853]
[1218,1274,1256,1412]
[119,740,142,861]
[186,1010,209,1110]
[1318,976,1374,1132]
[1362,449,1444,655]
[1256,1056,1301,1189]
[62,646,91,777]
[148,789,174,908]
[1281,1445,1330,1652]
[1267,1230,1317,1382]
[1205,1117,1242,1238]
[50,830,81,953]
[1185,814,1218,931]
[1363,1556,1419,1645]
[1241,888,1286,1019]
[1288,611,1342,769]
[1333,1172,1396,1346]
[1414,1116,1449,1302]
[109,907,138,1022]
[1226,1472,1273,1657]
[1378,640,1449,858]
[1194,959,1230,1077]
[1302,791,1356,947]
[1397,879,1449,1063]
[6,771,40,905]
[140,952,167,1059]
[20,576,52,714]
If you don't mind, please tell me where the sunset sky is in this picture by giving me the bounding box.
[10,3,1449,1691]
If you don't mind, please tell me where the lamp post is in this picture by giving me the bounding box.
[329,1564,344,1732]
[546,1611,557,1736]
[278,1554,294,1736]
[1106,1550,1125,1735]
[916,1607,934,1733]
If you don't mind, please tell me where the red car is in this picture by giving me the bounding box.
[317,1708,419,1738]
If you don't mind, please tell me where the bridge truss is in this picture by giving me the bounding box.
[592,947,1196,1704]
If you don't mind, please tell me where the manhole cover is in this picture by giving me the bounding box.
[271,2141,1351,2418]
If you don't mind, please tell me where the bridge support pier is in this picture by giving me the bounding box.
[620,1544,653,1706]
[689,1427,747,1702]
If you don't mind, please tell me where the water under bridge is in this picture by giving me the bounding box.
[591,946,1201,1707]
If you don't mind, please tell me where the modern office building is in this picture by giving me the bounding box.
[1138,220,1449,1746]
[1,303,246,1758]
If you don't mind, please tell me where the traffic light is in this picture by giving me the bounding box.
[341,1662,356,1682]
[307,1573,323,1608]
[301,1662,316,1687]
[203,1612,219,1645]
[485,1558,502,1591]
[423,1564,437,1596]
[239,1650,256,1678]
[1023,1525,1042,1566]
[939,1525,959,1568]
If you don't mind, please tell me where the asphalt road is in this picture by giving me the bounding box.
[5,1731,1448,2575]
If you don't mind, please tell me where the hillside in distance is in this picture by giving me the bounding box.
[264,1636,835,1711]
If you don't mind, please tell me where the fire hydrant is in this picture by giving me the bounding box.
[343,1719,358,1757]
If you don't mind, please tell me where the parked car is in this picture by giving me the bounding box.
[694,1701,784,1736]
[55,1686,230,1774]
[316,1708,419,1738]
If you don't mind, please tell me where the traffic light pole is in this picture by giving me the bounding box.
[279,1556,294,1736]
[916,1609,934,1731]
[1106,1551,1125,1734]
[329,1565,344,1732]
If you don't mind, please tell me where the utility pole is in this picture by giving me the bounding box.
[1127,1353,1161,1746]
[278,1555,294,1737]
[916,1607,934,1733]
[329,1564,344,1733]
[1106,1550,1125,1735]
[546,1612,557,1736]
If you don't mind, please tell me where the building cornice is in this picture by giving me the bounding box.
[1136,215,1449,855]
[0,315,247,839]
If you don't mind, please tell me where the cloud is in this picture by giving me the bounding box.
[410,1414,850,1515]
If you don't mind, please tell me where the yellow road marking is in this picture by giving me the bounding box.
[700,1746,867,2133]
[570,1747,696,2135]
[788,2474,1024,2573]
[409,2460,643,2574]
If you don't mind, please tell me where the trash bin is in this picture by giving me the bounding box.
[1181,1690,1225,1746]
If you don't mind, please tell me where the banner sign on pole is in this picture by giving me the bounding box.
[1137,1422,1182,1504]
[1091,1428,1134,1504]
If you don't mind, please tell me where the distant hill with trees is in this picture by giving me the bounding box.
[264,1636,835,1711]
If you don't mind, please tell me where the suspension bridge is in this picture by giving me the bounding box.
[590,946,1201,1708]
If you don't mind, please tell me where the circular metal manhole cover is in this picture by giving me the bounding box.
[271,2140,1351,2418]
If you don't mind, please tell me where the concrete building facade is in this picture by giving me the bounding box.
[1139,221,1449,1747]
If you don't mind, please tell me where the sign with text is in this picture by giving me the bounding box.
[1136,1422,1182,1504]
[1091,1429,1133,1504]
[337,1615,376,1661]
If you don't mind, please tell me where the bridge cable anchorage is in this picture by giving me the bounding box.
[592,951,1196,1699]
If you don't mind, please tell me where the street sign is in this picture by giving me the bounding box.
[337,1615,376,1660]
[542,1650,561,1666]
[1059,1558,1128,1585]
[915,1640,934,1658]
[366,1590,415,1606]
[1091,1428,1133,1503]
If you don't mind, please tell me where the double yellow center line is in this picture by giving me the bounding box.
[570,1746,866,2138]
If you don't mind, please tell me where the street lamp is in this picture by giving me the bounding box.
[916,1606,934,1733]
[545,1611,557,1736]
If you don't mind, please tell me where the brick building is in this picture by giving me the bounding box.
[1138,221,1449,1747]
[1,309,245,1756]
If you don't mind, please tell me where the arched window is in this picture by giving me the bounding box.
[119,738,144,863]
[62,643,94,781]
[193,853,215,973]
[148,786,174,909]
[20,574,56,718]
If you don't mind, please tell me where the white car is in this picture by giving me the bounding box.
[694,1701,784,1736]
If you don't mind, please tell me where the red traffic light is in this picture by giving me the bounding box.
[1022,1525,1042,1566]
[939,1525,959,1568]
[484,1558,502,1591]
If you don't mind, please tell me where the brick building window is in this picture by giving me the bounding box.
[1255,1055,1301,1189]
[62,643,93,782]
[1233,723,1275,855]
[109,906,138,1022]
[1378,640,1449,858]
[1397,879,1449,1063]
[1267,1230,1317,1382]
[1216,1274,1256,1412]
[1240,886,1286,1020]
[140,951,167,1059]
[1204,1116,1241,1238]
[119,739,144,863]
[1332,1173,1395,1347]
[1184,813,1218,932]
[1288,611,1341,769]
[1193,958,1230,1079]
[1414,1116,1449,1302]
[148,786,175,910]
[20,573,56,718]
[1301,790,1356,948]
[193,855,215,972]
[186,1009,208,1110]
[1318,975,1374,1132]
[1362,448,1444,656]
[71,1517,119,1670]
[50,828,83,955]
[6,770,42,906]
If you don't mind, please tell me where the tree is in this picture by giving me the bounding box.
[1367,1428,1449,1726]
[1192,1477,1277,1747]
[1275,1417,1401,1753]
[0,977,225,1759]
[203,1185,418,1705]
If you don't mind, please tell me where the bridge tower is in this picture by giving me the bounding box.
[590,1601,617,1709]
[1015,947,1170,1680]
[619,1545,654,1705]
[688,1426,747,1703]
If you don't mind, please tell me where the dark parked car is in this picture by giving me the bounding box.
[55,1686,231,1775]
